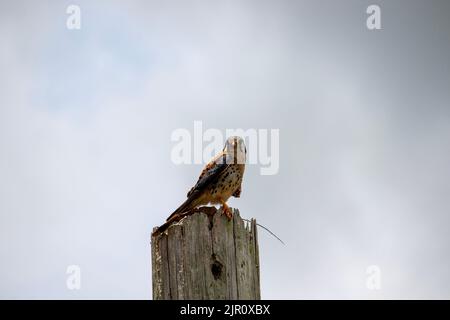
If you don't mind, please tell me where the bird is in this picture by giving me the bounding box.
[166,136,246,222]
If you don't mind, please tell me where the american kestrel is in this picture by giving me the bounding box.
[166,136,246,221]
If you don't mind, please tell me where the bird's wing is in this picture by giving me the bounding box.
[166,152,230,221]
[232,186,241,198]
[187,151,229,197]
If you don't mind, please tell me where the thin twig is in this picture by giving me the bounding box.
[242,218,285,245]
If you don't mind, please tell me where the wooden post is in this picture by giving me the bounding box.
[151,206,261,300]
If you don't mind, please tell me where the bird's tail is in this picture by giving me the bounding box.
[166,194,199,222]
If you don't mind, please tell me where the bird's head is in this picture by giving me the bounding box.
[223,136,246,164]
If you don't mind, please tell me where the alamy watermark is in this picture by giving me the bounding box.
[66,5,81,30]
[366,265,382,290]
[66,265,81,290]
[171,121,279,175]
[366,5,381,30]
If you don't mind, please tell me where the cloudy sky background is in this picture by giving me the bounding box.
[1,0,450,299]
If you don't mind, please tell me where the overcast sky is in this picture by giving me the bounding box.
[1,0,450,299]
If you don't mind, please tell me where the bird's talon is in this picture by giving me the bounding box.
[221,205,233,220]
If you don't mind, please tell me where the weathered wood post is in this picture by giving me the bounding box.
[151,206,261,299]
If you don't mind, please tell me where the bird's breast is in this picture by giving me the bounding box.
[208,164,244,201]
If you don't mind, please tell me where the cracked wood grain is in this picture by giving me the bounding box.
[151,206,260,300]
